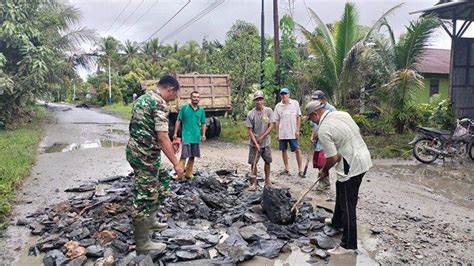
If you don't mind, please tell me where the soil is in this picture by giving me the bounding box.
[0,103,472,265]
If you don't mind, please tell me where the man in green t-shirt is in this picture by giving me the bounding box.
[173,91,207,179]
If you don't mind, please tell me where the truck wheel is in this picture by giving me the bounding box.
[214,118,221,137]
[206,118,216,139]
[168,115,177,140]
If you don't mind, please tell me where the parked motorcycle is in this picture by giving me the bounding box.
[409,118,474,163]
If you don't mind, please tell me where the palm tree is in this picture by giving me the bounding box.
[300,3,402,106]
[177,40,203,73]
[142,38,160,64]
[123,40,140,62]
[369,16,441,133]
[1,0,96,115]
[160,58,182,77]
[98,36,121,71]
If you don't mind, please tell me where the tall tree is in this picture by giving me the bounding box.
[176,40,203,73]
[300,3,402,106]
[0,0,95,124]
[216,20,261,118]
[369,16,441,133]
[98,36,121,71]
[142,38,160,64]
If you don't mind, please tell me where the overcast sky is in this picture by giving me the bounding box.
[70,0,474,78]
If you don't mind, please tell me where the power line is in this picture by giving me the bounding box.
[105,0,131,34]
[161,0,225,42]
[112,0,146,35]
[122,0,160,36]
[145,0,192,42]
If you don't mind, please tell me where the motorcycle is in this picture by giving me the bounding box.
[409,118,474,163]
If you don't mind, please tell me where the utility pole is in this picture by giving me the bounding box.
[260,0,265,88]
[273,0,280,67]
[273,0,281,104]
[108,57,112,105]
[73,79,76,102]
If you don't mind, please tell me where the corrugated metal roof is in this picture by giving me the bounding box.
[411,0,474,21]
[416,48,451,75]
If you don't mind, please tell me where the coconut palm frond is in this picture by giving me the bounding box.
[385,69,424,110]
[307,8,335,49]
[364,3,403,42]
[341,41,368,95]
[45,1,82,31]
[334,3,359,75]
[56,27,97,51]
[396,15,441,69]
[302,30,338,90]
[380,18,396,49]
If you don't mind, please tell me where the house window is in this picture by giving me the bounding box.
[429,79,439,96]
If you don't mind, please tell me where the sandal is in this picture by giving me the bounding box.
[279,169,290,175]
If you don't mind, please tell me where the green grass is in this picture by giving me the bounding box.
[102,103,133,120]
[219,118,415,159]
[364,131,415,159]
[220,118,314,153]
[0,106,50,227]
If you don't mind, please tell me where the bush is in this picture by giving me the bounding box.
[428,99,455,130]
[97,82,123,106]
[353,114,371,131]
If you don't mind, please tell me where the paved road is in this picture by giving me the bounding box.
[0,104,132,265]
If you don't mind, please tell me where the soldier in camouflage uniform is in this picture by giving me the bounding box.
[126,75,184,254]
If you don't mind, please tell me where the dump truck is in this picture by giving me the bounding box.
[144,73,231,139]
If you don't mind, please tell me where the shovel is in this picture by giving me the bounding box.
[290,175,323,213]
[302,152,312,176]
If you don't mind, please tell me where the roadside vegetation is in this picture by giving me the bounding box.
[102,103,133,121]
[0,106,50,227]
[220,117,415,159]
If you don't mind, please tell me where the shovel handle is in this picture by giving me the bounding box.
[251,148,260,175]
[291,176,323,213]
[302,153,311,176]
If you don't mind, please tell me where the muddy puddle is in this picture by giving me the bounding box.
[42,140,125,153]
[105,128,127,135]
[373,160,474,208]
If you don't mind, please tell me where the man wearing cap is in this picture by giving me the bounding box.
[274,88,304,177]
[305,100,372,255]
[246,90,275,189]
[310,90,336,190]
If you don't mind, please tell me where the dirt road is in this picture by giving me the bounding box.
[0,105,472,265]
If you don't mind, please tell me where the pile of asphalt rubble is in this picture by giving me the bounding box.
[20,170,340,265]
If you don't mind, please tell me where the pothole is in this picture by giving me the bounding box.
[42,140,126,153]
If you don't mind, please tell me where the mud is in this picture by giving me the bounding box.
[0,104,472,265]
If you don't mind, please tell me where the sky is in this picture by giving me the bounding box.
[70,0,474,78]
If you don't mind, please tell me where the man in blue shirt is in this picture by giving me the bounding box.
[310,90,336,190]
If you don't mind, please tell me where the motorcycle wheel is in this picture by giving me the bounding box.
[468,143,474,160]
[413,139,439,163]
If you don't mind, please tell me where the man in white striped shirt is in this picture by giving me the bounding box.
[305,100,372,255]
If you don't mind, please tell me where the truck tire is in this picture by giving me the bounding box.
[214,117,221,137]
[206,117,216,139]
[168,116,176,140]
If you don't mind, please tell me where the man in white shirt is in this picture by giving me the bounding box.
[305,100,372,255]
[274,88,304,177]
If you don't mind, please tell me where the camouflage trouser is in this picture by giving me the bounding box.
[126,146,170,218]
